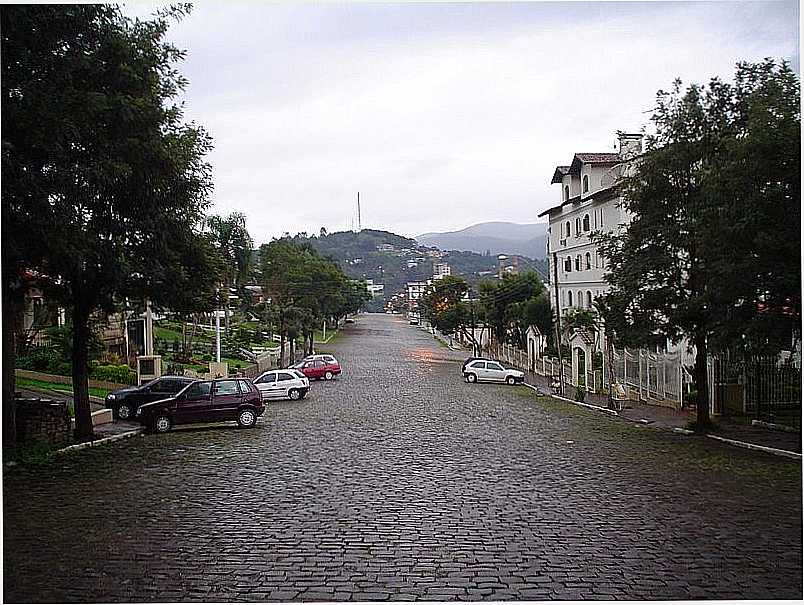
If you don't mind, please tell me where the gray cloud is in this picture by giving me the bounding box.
[124,1,799,244]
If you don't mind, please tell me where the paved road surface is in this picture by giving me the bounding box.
[4,314,801,601]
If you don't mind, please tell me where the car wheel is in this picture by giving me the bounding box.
[288,389,301,400]
[506,376,516,385]
[467,373,477,383]
[153,415,172,433]
[237,408,257,428]
[324,371,334,381]
[117,403,133,420]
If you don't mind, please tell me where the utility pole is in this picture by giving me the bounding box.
[215,287,221,363]
[357,192,361,232]
[552,252,565,395]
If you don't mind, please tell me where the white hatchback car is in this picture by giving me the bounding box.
[462,358,525,385]
[254,369,310,401]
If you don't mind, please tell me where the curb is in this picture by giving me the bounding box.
[751,419,799,434]
[522,383,618,416]
[525,382,800,460]
[55,427,144,456]
[706,434,802,461]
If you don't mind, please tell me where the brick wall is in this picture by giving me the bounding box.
[15,398,71,445]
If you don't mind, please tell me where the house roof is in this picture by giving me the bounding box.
[569,153,620,174]
[550,166,571,184]
[537,184,619,218]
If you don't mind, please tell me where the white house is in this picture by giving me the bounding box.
[538,132,643,317]
[432,262,451,280]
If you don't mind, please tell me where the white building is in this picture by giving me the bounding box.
[365,278,385,298]
[406,280,431,312]
[432,262,451,280]
[539,132,643,316]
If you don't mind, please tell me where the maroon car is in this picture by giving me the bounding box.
[136,378,264,433]
[292,355,341,380]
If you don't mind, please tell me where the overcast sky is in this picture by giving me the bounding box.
[124,1,799,245]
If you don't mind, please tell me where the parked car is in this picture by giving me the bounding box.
[105,375,196,420]
[344,317,355,324]
[462,358,525,385]
[254,369,309,400]
[136,378,264,432]
[409,317,420,325]
[292,356,341,380]
[302,353,337,364]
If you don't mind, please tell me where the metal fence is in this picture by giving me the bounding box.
[487,341,684,409]
[709,356,801,427]
[610,347,683,407]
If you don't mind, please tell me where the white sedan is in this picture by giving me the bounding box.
[462,358,525,385]
[254,369,310,401]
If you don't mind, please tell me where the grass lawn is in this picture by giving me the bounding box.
[16,377,112,400]
[314,328,339,343]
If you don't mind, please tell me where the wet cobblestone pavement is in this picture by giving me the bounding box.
[4,314,802,601]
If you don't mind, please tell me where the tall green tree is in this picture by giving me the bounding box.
[419,276,488,356]
[596,59,800,432]
[206,212,254,334]
[2,5,215,441]
[478,272,551,348]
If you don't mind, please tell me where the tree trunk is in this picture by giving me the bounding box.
[2,288,21,447]
[72,303,95,440]
[694,328,711,433]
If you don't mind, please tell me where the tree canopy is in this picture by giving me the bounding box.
[595,59,800,431]
[2,4,219,439]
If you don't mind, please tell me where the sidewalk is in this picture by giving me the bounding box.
[522,375,801,458]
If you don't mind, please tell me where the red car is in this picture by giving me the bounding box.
[292,355,341,380]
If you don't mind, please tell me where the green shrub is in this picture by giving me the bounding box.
[90,364,136,384]
[16,347,61,372]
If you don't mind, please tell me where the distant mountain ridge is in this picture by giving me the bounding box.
[416,221,548,259]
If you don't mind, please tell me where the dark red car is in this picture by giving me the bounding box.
[292,355,341,380]
[136,378,264,433]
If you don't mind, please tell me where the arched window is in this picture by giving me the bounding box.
[564,185,570,201]
[583,214,590,231]
[583,175,589,193]
[567,290,573,307]
[577,291,583,308]
[585,252,591,270]
[575,255,581,271]
[575,217,581,234]
[564,256,572,273]
[565,221,571,238]
[586,291,592,308]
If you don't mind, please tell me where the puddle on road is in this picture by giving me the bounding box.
[405,347,460,365]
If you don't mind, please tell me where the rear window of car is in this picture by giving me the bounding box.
[214,380,239,395]
[277,372,294,382]
[237,380,253,393]
[292,370,306,379]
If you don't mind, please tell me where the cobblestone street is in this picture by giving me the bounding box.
[4,313,802,601]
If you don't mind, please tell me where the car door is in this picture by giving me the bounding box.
[467,361,486,381]
[211,379,243,421]
[254,372,279,400]
[144,378,175,404]
[485,362,506,382]
[173,381,212,425]
[300,360,319,379]
[275,371,296,397]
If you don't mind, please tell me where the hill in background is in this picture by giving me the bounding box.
[282,228,548,311]
[416,221,548,259]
